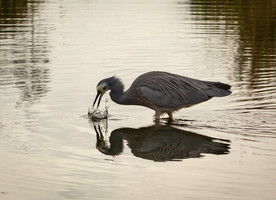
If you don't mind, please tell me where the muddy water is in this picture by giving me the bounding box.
[0,0,276,200]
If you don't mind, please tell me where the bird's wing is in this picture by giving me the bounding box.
[132,71,210,108]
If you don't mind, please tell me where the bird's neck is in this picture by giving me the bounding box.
[110,89,126,105]
[109,78,131,105]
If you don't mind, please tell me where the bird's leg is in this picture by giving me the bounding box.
[167,111,173,123]
[154,111,161,122]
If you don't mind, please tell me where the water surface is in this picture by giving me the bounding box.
[1,0,276,200]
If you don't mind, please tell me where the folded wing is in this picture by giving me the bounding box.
[131,71,231,108]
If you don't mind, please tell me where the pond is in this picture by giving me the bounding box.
[0,0,276,199]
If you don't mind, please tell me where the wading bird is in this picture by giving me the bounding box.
[93,71,231,121]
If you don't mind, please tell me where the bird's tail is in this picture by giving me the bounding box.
[203,81,232,97]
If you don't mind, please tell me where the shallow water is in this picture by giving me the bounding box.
[0,0,276,199]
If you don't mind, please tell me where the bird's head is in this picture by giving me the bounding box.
[93,76,124,108]
[93,79,110,108]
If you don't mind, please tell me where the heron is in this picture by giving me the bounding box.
[93,71,231,121]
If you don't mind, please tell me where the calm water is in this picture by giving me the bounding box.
[1,0,276,199]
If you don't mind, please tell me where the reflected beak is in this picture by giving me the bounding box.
[93,91,103,108]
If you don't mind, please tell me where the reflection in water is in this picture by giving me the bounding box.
[189,0,276,111]
[0,1,275,199]
[94,125,124,156]
[0,1,50,104]
[91,121,230,161]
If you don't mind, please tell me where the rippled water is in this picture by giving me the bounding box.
[1,0,276,199]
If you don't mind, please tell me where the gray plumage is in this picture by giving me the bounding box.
[93,71,231,120]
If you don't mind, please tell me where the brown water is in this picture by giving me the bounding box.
[1,0,276,199]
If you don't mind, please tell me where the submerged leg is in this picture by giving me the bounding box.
[154,111,161,121]
[167,111,173,122]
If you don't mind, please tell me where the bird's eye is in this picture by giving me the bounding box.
[103,86,107,90]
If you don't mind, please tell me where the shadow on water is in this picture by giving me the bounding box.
[0,0,50,104]
[89,119,230,162]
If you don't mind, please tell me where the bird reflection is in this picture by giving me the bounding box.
[93,125,124,156]
[92,123,230,162]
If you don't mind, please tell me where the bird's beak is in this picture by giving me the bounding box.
[93,91,103,108]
